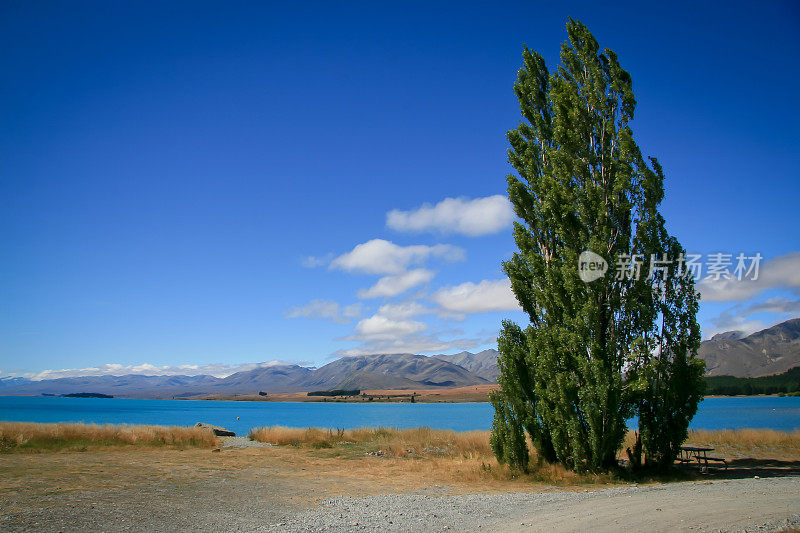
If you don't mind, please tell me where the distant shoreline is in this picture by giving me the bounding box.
[2,389,795,402]
[181,389,794,403]
[184,384,498,403]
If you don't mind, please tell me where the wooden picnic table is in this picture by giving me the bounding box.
[678,446,727,470]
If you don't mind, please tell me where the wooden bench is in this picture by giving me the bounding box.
[704,456,728,469]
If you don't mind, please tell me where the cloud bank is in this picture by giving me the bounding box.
[698,251,800,302]
[15,361,296,381]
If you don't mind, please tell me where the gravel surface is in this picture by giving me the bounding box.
[218,436,274,450]
[3,447,799,532]
[266,477,800,532]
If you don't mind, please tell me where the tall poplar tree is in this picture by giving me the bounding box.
[490,19,705,473]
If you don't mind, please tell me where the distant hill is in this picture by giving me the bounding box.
[7,321,798,399]
[699,318,800,377]
[299,353,488,391]
[0,373,223,398]
[216,364,312,393]
[0,352,492,398]
[432,350,499,382]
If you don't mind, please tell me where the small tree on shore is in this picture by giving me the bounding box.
[491,18,705,473]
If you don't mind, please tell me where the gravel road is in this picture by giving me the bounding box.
[268,477,800,532]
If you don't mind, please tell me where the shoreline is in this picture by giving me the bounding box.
[191,392,796,403]
[1,388,796,402]
[189,384,498,403]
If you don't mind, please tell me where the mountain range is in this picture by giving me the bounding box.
[2,318,797,398]
[698,318,800,377]
[0,352,498,399]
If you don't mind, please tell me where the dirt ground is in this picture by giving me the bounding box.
[2,444,799,532]
[497,478,800,532]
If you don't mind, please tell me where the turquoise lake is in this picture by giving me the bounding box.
[1,396,799,435]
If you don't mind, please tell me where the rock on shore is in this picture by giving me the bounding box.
[195,422,235,436]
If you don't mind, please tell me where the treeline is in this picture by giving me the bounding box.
[705,366,800,396]
[307,389,360,397]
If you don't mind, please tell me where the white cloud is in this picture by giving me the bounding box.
[284,299,362,323]
[333,334,485,357]
[21,361,296,381]
[357,269,434,299]
[386,195,515,236]
[342,303,363,319]
[704,313,769,340]
[334,300,485,356]
[330,239,464,275]
[742,297,800,315]
[702,296,800,339]
[698,251,800,302]
[301,253,334,268]
[431,279,522,315]
[354,315,427,339]
[376,301,431,320]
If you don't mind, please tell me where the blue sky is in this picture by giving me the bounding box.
[2,1,799,378]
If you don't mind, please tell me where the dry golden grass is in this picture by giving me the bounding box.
[619,428,800,462]
[248,426,613,485]
[685,429,800,448]
[0,422,217,452]
[684,429,800,460]
[250,425,800,484]
[5,420,797,486]
[249,425,491,456]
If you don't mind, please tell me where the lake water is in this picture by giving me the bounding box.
[1,396,799,435]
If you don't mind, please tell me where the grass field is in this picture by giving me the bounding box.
[0,421,217,452]
[682,428,800,461]
[3,421,799,485]
[249,425,800,483]
[250,425,800,457]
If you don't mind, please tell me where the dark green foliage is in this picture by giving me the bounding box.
[492,19,704,473]
[307,389,361,397]
[625,236,706,469]
[489,390,529,472]
[705,366,800,396]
